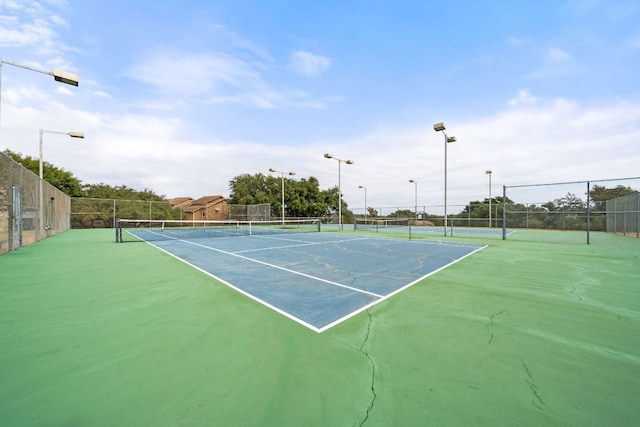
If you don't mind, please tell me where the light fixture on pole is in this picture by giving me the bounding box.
[409,179,418,223]
[269,168,296,225]
[486,170,492,228]
[0,59,79,129]
[433,122,456,236]
[39,129,84,231]
[324,153,354,230]
[358,185,367,223]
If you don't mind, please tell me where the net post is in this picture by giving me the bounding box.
[115,219,121,243]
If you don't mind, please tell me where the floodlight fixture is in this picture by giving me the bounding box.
[358,185,367,222]
[52,69,79,87]
[433,122,446,132]
[409,179,418,221]
[269,168,296,225]
[0,58,80,131]
[324,153,354,230]
[38,128,84,232]
[434,121,457,236]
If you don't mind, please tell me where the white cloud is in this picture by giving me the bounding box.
[625,34,640,50]
[508,89,538,106]
[127,49,337,110]
[0,1,70,56]
[126,51,255,96]
[4,85,640,209]
[547,47,571,62]
[526,46,577,79]
[288,50,332,76]
[506,35,528,46]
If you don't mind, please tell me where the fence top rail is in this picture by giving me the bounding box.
[505,176,640,189]
[72,197,171,203]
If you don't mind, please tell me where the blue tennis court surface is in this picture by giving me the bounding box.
[146,233,486,332]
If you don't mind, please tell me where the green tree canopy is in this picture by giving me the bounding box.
[589,184,636,209]
[3,149,83,197]
[228,173,349,218]
[82,183,166,201]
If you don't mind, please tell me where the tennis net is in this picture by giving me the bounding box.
[116,218,321,243]
[353,218,410,231]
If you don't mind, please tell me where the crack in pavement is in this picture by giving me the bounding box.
[486,310,507,345]
[357,309,377,427]
[522,361,546,408]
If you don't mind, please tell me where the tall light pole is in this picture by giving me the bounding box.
[409,179,417,223]
[358,185,367,222]
[269,168,296,225]
[433,122,456,236]
[0,59,79,128]
[324,153,354,230]
[486,170,492,227]
[39,129,84,231]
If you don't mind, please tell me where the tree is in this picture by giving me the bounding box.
[387,209,414,218]
[83,183,166,201]
[227,173,351,219]
[589,184,636,210]
[3,149,83,196]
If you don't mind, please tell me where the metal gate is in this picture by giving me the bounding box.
[11,185,22,250]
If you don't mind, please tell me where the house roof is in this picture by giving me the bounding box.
[167,197,193,208]
[191,195,225,206]
[175,195,227,213]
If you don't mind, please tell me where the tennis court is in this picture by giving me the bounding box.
[1,228,639,426]
[135,230,485,332]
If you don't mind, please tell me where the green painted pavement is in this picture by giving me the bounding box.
[1,229,639,426]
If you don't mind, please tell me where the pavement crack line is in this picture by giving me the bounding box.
[522,361,546,408]
[486,310,507,345]
[357,309,377,427]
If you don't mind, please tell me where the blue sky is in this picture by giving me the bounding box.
[1,0,639,213]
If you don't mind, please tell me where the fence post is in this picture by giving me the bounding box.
[587,181,590,244]
[502,185,507,240]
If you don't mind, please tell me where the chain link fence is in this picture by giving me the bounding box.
[607,192,639,237]
[228,204,270,221]
[1,151,71,254]
[71,198,184,228]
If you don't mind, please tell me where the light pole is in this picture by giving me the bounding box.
[324,153,354,230]
[39,129,84,231]
[409,179,417,223]
[0,59,79,128]
[269,168,295,225]
[433,122,456,236]
[358,185,367,223]
[486,170,492,227]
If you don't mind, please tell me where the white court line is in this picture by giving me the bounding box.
[177,239,384,299]
[234,235,373,254]
[142,241,326,333]
[138,231,487,333]
[315,244,488,332]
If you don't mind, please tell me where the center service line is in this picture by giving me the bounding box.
[180,239,384,299]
